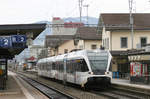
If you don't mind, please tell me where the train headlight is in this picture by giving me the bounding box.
[88,72,93,75]
[105,72,109,75]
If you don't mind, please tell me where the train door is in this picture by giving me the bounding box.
[75,59,89,85]
[66,59,76,83]
[63,57,67,84]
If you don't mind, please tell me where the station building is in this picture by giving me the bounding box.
[97,13,150,79]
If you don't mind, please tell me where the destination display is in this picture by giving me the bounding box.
[0,35,27,48]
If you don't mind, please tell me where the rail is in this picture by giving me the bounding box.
[91,85,150,99]
[18,73,74,99]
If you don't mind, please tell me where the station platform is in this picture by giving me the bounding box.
[111,78,150,91]
[0,71,48,99]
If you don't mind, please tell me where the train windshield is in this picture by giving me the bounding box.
[87,51,108,72]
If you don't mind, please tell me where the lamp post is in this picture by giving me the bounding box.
[83,4,89,24]
[74,37,80,49]
[129,0,134,49]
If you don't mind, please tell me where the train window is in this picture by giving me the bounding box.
[80,60,89,72]
[60,62,63,72]
[47,62,51,71]
[57,62,60,71]
[67,61,71,73]
[43,63,45,70]
[56,62,58,70]
[69,61,73,73]
[75,60,81,72]
[40,63,42,70]
[72,62,75,73]
[66,60,74,74]
[42,63,44,70]
[45,62,48,71]
[52,62,56,70]
[44,63,46,70]
[66,61,69,73]
[39,63,41,70]
[57,62,59,70]
[109,61,112,71]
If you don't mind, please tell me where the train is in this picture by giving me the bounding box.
[37,49,112,89]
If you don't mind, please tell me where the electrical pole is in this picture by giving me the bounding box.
[83,4,89,24]
[79,0,84,22]
[129,0,134,49]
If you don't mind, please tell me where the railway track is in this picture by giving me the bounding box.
[92,86,150,99]
[14,70,106,99]
[16,70,150,99]
[18,74,74,99]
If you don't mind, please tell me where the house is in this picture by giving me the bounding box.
[98,13,150,51]
[98,13,150,78]
[45,27,102,56]
[45,35,74,56]
[29,45,44,59]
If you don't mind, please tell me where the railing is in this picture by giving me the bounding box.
[113,72,130,80]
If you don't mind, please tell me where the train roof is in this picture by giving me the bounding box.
[38,49,110,63]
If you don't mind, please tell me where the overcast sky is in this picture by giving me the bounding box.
[0,0,150,24]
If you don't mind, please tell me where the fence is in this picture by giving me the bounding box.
[113,72,130,79]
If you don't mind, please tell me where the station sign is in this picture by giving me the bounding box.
[0,36,12,48]
[0,35,27,48]
[11,35,26,43]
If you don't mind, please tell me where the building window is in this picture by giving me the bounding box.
[79,45,83,49]
[91,45,97,49]
[140,37,147,47]
[121,37,128,48]
[64,49,68,53]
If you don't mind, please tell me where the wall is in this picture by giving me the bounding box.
[103,29,150,51]
[102,27,111,50]
[111,30,150,50]
[84,40,102,50]
[58,39,102,55]
[58,40,76,54]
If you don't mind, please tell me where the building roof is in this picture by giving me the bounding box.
[0,23,46,58]
[64,22,84,28]
[45,27,101,48]
[45,35,74,48]
[0,23,46,37]
[76,27,102,40]
[100,13,150,30]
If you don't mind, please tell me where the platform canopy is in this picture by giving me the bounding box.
[0,23,46,59]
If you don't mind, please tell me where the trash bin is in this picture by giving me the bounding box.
[113,72,119,78]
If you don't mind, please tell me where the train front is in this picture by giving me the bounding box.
[85,50,112,89]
